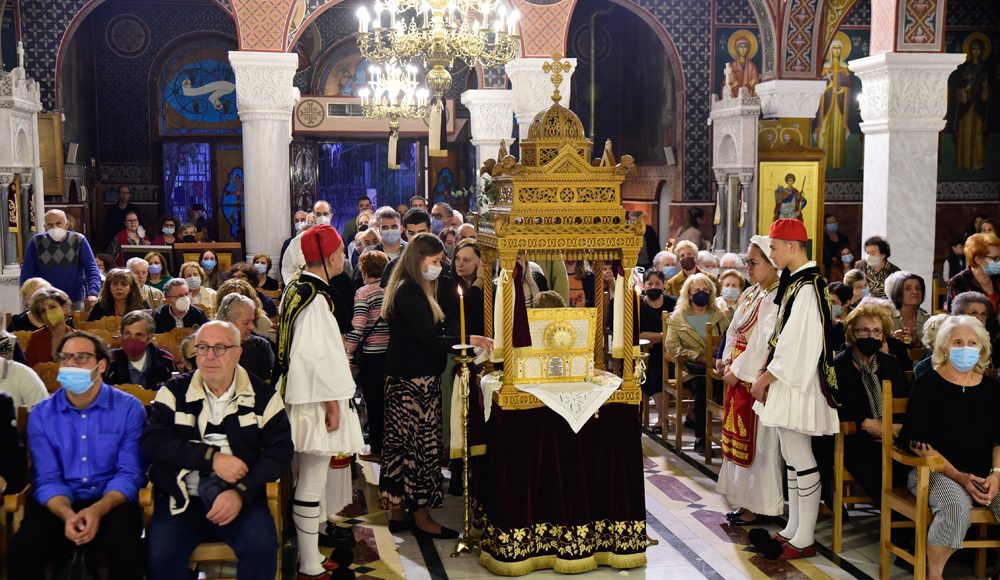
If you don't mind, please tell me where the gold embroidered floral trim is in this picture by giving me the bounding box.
[478,516,647,562]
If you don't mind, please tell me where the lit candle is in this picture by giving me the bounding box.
[458,285,467,346]
[635,285,641,338]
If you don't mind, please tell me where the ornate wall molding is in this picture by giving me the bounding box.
[461,90,515,144]
[849,52,965,135]
[780,0,822,78]
[755,79,825,119]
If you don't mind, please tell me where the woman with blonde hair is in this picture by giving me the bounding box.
[87,268,147,320]
[666,272,729,454]
[178,261,217,308]
[900,316,1000,580]
[8,277,51,332]
[379,233,491,537]
[143,250,172,292]
[24,287,74,366]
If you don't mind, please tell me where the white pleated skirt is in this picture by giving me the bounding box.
[753,380,840,436]
[716,424,784,516]
[287,401,365,456]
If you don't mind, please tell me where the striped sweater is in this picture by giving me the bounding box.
[345,282,390,357]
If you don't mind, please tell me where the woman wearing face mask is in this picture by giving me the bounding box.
[852,236,899,299]
[564,259,596,308]
[438,227,458,260]
[151,215,179,245]
[639,270,677,434]
[945,232,1000,317]
[716,270,746,322]
[178,223,199,243]
[826,281,854,352]
[144,251,173,292]
[379,233,492,538]
[252,253,281,292]
[665,273,729,454]
[178,261,217,308]
[843,268,867,314]
[827,305,910,516]
[88,268,148,320]
[25,287,75,366]
[823,214,850,280]
[351,229,381,269]
[664,240,719,297]
[899,316,1000,580]
[199,249,225,289]
[107,210,151,267]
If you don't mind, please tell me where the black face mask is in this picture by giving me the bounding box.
[855,337,882,357]
[645,289,663,301]
[182,235,197,243]
[680,257,697,271]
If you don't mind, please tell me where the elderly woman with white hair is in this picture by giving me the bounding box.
[913,313,951,380]
[900,315,1000,580]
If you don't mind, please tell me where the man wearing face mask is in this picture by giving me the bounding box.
[664,240,719,297]
[154,278,208,333]
[104,311,176,391]
[748,219,840,561]
[7,332,146,580]
[279,210,311,279]
[353,208,406,290]
[430,202,455,234]
[21,210,102,310]
[274,224,364,579]
[313,200,334,227]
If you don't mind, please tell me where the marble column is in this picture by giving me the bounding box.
[504,57,577,137]
[849,52,964,308]
[460,89,515,171]
[228,51,299,265]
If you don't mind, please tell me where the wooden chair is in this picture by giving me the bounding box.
[704,321,725,464]
[639,340,653,429]
[0,405,29,567]
[87,327,121,350]
[931,280,948,315]
[11,330,33,352]
[77,316,121,337]
[878,379,1000,579]
[153,327,195,362]
[661,311,693,449]
[32,362,61,393]
[114,382,156,406]
[832,420,875,553]
[260,288,281,302]
[139,482,282,580]
[193,303,215,319]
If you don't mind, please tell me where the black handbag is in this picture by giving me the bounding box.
[351,316,382,372]
[53,549,99,580]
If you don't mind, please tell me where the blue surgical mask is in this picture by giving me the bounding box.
[148,264,163,276]
[662,266,678,279]
[58,366,96,394]
[721,287,740,301]
[201,259,216,271]
[825,223,838,232]
[861,287,870,298]
[162,227,176,236]
[431,217,444,234]
[841,254,854,264]
[832,304,844,317]
[381,229,401,245]
[984,261,1000,276]
[254,263,267,275]
[948,346,980,372]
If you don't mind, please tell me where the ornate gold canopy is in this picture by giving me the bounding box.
[474,54,643,409]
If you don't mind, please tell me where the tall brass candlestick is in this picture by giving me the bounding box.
[451,346,477,557]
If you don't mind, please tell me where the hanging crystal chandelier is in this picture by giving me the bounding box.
[357,0,519,155]
[358,62,431,168]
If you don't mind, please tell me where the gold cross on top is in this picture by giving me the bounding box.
[542,53,572,103]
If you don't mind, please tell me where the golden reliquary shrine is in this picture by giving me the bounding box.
[475,54,645,411]
[471,55,648,577]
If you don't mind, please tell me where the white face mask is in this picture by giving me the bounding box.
[173,296,191,312]
[136,225,146,239]
[184,276,202,291]
[866,253,882,268]
[315,215,332,226]
[48,227,68,242]
[422,264,442,281]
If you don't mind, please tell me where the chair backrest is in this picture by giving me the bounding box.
[114,383,156,406]
[153,327,194,362]
[16,405,28,438]
[706,321,723,367]
[905,369,915,384]
[881,379,907,435]
[33,362,61,393]
[193,303,215,319]
[931,280,948,314]
[11,330,33,351]
[260,288,281,302]
[907,347,927,363]
[86,328,120,350]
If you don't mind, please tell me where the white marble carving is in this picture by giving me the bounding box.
[755,79,826,119]
[229,51,299,265]
[849,52,964,310]
[710,88,760,253]
[505,57,577,136]
[461,89,515,171]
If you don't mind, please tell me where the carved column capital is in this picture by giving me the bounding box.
[504,57,577,132]
[229,51,299,119]
[755,79,826,119]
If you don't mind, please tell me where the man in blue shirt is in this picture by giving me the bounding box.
[20,209,102,310]
[7,332,146,580]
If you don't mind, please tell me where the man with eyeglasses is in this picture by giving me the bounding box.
[142,320,292,580]
[153,278,208,333]
[351,207,405,290]
[7,332,146,580]
[20,209,102,310]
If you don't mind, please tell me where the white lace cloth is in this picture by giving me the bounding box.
[479,371,622,433]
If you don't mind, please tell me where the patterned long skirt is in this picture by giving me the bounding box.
[379,374,444,511]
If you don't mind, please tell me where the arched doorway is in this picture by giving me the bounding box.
[566,0,684,250]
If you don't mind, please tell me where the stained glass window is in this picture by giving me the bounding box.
[162,141,212,225]
[317,141,417,232]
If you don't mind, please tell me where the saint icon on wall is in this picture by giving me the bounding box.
[773,173,806,221]
[952,32,991,171]
[724,29,760,98]
[815,32,852,170]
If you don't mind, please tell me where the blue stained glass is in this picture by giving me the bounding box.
[163,59,238,125]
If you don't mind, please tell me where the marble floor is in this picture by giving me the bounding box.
[247,426,997,579]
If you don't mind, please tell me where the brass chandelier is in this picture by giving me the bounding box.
[358,63,431,168]
[357,0,520,155]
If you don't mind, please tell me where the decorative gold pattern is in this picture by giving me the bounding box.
[478,515,647,569]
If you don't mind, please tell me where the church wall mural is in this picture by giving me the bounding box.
[813,27,868,183]
[713,27,763,99]
[941,29,1000,182]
